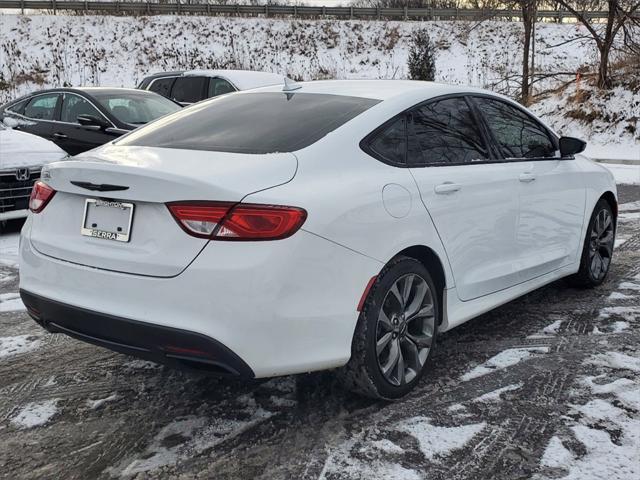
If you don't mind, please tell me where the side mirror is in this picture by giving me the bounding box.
[559,136,586,157]
[77,114,109,130]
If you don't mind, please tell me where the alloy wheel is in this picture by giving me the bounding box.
[588,208,614,281]
[375,273,435,386]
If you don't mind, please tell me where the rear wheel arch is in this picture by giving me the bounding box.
[393,245,446,325]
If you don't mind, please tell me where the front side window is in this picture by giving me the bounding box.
[117,92,380,154]
[60,94,103,123]
[367,117,406,165]
[473,97,557,159]
[148,77,176,97]
[409,97,489,165]
[207,78,236,98]
[171,77,206,104]
[92,92,181,126]
[23,94,60,120]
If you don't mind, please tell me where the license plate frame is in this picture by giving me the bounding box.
[80,198,134,243]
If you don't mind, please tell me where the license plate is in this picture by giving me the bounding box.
[81,198,134,242]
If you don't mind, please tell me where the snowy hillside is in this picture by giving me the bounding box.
[0,14,638,151]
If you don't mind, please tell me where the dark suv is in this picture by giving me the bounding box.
[137,70,283,106]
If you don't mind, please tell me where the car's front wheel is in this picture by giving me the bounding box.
[339,256,438,400]
[569,198,615,287]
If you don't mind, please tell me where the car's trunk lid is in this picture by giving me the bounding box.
[29,145,297,277]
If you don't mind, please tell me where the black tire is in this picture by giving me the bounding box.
[337,256,439,400]
[568,199,615,288]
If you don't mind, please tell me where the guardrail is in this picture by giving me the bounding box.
[0,1,623,22]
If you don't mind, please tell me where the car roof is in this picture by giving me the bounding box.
[183,70,284,90]
[250,79,502,103]
[13,87,157,97]
[72,87,159,96]
[142,69,284,91]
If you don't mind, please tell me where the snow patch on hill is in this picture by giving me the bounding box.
[0,14,638,150]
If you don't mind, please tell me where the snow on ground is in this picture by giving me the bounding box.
[0,232,20,268]
[86,393,118,410]
[537,366,640,480]
[396,417,486,460]
[531,82,640,155]
[460,347,549,381]
[0,334,40,358]
[619,280,640,291]
[473,383,523,403]
[0,15,593,100]
[319,441,422,480]
[0,271,15,283]
[588,352,640,373]
[584,144,639,163]
[0,292,25,312]
[112,395,274,477]
[602,163,640,185]
[10,399,59,429]
[620,200,640,211]
[599,306,640,323]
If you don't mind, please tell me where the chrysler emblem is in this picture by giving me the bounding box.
[15,168,30,181]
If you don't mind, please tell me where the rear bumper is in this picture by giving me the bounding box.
[19,220,382,377]
[21,290,254,377]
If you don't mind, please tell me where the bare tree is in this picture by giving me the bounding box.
[518,0,538,104]
[554,0,640,88]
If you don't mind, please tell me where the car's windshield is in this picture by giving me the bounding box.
[115,92,380,154]
[92,92,180,125]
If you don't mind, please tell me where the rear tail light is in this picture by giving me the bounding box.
[167,201,307,241]
[29,181,56,213]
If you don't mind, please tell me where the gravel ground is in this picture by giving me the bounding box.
[1,185,639,480]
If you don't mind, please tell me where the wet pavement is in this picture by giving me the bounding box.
[1,184,639,480]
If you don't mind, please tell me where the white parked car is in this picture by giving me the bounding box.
[19,81,617,399]
[0,124,67,221]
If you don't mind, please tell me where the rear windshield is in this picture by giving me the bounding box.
[116,92,380,154]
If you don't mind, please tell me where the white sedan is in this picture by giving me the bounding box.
[18,80,617,399]
[0,125,67,221]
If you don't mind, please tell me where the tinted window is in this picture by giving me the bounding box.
[207,78,236,98]
[92,92,181,125]
[367,117,406,164]
[171,77,206,104]
[148,77,176,97]
[23,94,59,120]
[61,94,102,123]
[7,98,29,114]
[474,97,556,159]
[117,93,380,154]
[409,97,489,165]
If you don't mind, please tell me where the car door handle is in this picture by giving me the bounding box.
[53,132,68,139]
[519,173,536,183]
[434,182,462,194]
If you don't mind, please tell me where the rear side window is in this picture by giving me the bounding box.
[23,94,60,121]
[7,98,29,114]
[117,93,380,154]
[148,77,176,97]
[171,77,206,104]
[473,97,557,159]
[366,117,406,165]
[409,97,489,165]
[207,78,236,98]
